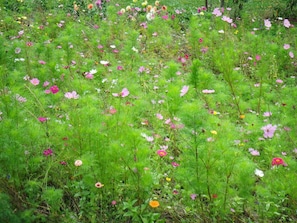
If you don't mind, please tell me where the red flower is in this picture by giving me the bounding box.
[271,157,287,166]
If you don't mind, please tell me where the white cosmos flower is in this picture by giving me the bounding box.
[254,169,264,177]
[132,47,139,53]
[146,12,155,21]
[100,60,109,65]
[89,69,97,75]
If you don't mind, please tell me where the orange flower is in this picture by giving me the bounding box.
[146,5,152,12]
[88,3,93,10]
[161,5,167,11]
[149,200,160,208]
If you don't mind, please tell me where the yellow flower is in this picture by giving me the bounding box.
[126,6,131,11]
[155,1,160,6]
[213,111,218,115]
[120,8,125,13]
[142,1,147,7]
[239,114,245,119]
[149,200,160,208]
[210,130,217,135]
[74,4,79,11]
[166,177,171,182]
[146,5,152,12]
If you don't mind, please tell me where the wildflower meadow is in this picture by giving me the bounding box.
[1,0,297,222]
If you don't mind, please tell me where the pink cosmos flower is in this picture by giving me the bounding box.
[16,94,27,103]
[156,113,163,120]
[190,194,197,200]
[289,51,294,58]
[222,16,233,24]
[64,91,79,99]
[145,135,154,142]
[172,162,180,167]
[30,78,40,86]
[117,66,123,70]
[263,112,272,117]
[202,89,215,94]
[249,148,260,156]
[264,19,271,29]
[50,85,59,94]
[139,66,145,73]
[39,60,46,65]
[212,8,222,17]
[112,88,129,97]
[255,55,261,61]
[162,15,169,20]
[85,72,94,79]
[180,85,189,97]
[271,157,287,166]
[276,79,283,84]
[284,19,291,28]
[157,150,167,157]
[111,200,117,205]
[283,44,290,50]
[261,124,277,138]
[43,81,50,87]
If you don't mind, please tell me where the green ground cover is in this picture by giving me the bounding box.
[1,0,297,222]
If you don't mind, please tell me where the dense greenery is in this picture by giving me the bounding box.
[1,0,297,222]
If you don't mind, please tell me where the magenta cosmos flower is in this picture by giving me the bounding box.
[271,157,287,166]
[50,85,59,94]
[43,148,53,156]
[38,117,47,123]
[261,124,277,138]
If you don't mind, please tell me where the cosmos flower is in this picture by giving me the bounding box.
[271,157,287,166]
[149,200,160,208]
[261,124,277,138]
